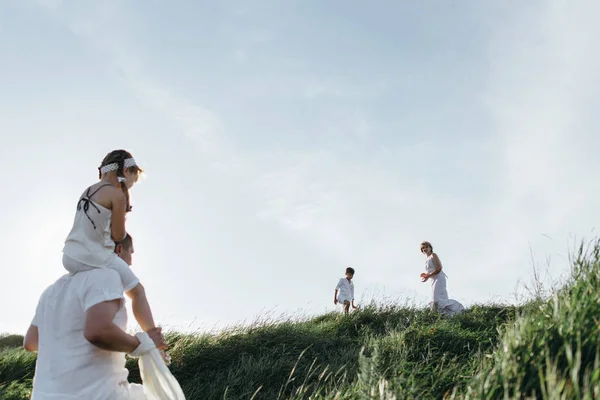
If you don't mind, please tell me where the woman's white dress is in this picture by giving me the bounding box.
[425,255,465,316]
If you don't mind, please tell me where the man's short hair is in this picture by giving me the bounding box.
[115,233,133,251]
[346,266,355,275]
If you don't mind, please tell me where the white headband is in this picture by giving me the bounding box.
[99,157,137,175]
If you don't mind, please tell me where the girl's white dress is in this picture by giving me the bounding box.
[425,255,465,316]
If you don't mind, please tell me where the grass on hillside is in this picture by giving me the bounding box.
[460,239,600,399]
[0,305,516,399]
[1,238,599,399]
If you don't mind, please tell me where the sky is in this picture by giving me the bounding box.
[1,0,598,335]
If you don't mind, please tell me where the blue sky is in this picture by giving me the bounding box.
[1,0,598,334]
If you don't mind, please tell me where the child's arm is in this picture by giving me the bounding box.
[109,190,128,242]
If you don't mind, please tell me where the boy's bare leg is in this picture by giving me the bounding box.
[344,301,350,314]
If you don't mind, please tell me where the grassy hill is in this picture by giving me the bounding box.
[1,239,599,399]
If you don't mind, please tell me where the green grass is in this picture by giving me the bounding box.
[2,239,599,399]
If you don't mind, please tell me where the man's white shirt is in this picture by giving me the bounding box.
[31,268,130,400]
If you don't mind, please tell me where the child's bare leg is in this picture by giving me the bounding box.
[344,301,350,314]
[127,284,156,331]
[128,285,168,350]
[126,284,168,351]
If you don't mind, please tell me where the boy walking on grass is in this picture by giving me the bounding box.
[334,266,359,314]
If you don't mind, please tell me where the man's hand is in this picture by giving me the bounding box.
[147,327,167,350]
[334,298,338,305]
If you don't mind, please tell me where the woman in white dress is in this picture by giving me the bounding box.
[419,241,465,316]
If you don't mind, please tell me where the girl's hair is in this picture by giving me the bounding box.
[98,150,143,213]
[420,241,433,251]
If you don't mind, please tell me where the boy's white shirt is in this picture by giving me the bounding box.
[335,278,354,302]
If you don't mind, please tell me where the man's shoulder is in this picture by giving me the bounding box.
[38,273,74,298]
[41,269,123,298]
[84,268,121,279]
[71,268,124,291]
[84,268,123,284]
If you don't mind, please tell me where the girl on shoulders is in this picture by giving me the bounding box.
[62,149,164,344]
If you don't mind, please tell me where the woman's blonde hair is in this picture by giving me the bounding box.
[420,241,433,251]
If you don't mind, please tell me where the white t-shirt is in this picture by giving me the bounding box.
[335,278,354,302]
[31,269,131,400]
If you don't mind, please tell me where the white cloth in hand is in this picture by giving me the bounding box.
[128,332,157,358]
[134,332,186,400]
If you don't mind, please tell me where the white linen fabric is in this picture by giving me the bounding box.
[63,253,140,292]
[335,278,355,303]
[31,269,132,399]
[30,269,185,399]
[135,332,186,400]
[63,186,117,268]
[425,255,465,317]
